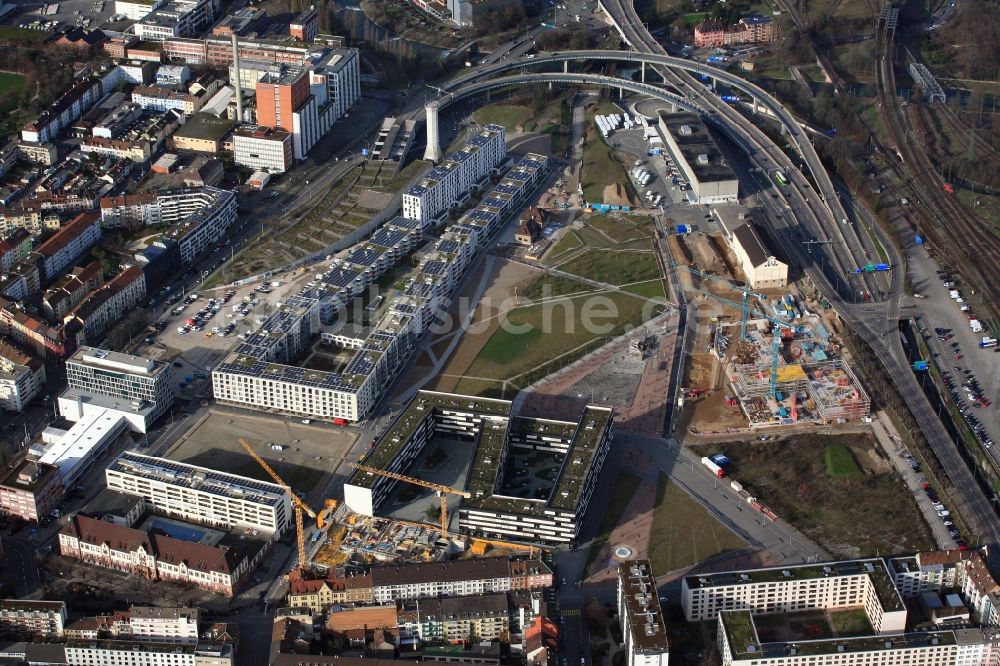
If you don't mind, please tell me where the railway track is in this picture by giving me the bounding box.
[873,28,1000,321]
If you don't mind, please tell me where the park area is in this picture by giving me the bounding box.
[429,212,667,399]
[693,434,935,558]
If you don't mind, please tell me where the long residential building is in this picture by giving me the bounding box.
[618,561,669,666]
[104,451,292,535]
[59,513,267,597]
[64,639,233,666]
[0,600,66,639]
[681,559,907,633]
[369,557,551,603]
[62,265,147,348]
[34,213,103,283]
[401,124,506,228]
[21,66,123,144]
[211,150,549,426]
[157,187,236,264]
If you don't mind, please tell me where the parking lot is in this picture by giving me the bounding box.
[6,0,117,32]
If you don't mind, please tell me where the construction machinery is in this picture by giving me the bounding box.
[674,263,767,340]
[238,438,336,572]
[694,290,793,398]
[349,462,471,538]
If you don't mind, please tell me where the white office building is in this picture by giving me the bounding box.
[104,451,292,535]
[618,561,669,666]
[38,408,130,486]
[232,126,293,174]
[307,48,360,123]
[59,347,173,433]
[115,0,165,20]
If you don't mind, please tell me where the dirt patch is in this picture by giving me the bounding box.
[602,183,634,207]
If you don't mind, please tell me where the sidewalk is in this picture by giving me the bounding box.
[871,411,956,549]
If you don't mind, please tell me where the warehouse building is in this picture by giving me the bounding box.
[657,112,739,205]
[344,389,613,546]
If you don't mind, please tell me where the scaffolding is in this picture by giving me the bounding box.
[805,361,871,422]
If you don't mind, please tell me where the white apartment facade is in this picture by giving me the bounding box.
[115,0,165,20]
[158,187,236,264]
[64,641,233,666]
[308,48,360,122]
[0,355,44,413]
[0,600,67,639]
[128,607,200,645]
[718,611,1000,666]
[618,561,669,666]
[401,124,505,228]
[104,451,291,534]
[681,559,907,634]
[100,193,161,228]
[36,214,103,282]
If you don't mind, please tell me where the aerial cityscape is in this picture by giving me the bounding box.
[0,0,997,664]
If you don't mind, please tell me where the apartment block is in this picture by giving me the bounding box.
[104,451,292,534]
[694,15,776,48]
[213,153,547,426]
[681,559,907,634]
[407,594,510,643]
[41,261,104,322]
[0,298,69,358]
[129,607,200,644]
[64,640,233,666]
[0,600,66,639]
[62,265,146,347]
[131,86,204,115]
[158,187,237,264]
[0,460,63,522]
[346,388,611,547]
[401,124,506,228]
[58,345,171,432]
[287,573,375,612]
[0,229,33,272]
[618,561,669,666]
[289,8,318,42]
[35,213,103,283]
[0,340,46,412]
[100,193,161,228]
[718,611,1000,666]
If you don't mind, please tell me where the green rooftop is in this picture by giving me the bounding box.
[175,113,236,142]
[721,611,760,658]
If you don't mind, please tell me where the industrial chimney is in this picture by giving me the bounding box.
[231,32,244,122]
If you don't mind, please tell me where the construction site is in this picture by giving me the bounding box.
[682,290,871,432]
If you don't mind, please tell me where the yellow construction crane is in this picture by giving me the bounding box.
[349,462,470,538]
[239,438,337,571]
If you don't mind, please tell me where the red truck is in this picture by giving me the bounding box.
[943,183,956,195]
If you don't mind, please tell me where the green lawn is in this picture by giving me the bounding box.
[695,435,935,557]
[586,215,654,243]
[622,280,666,300]
[556,249,661,285]
[683,11,709,23]
[824,445,863,479]
[648,474,748,574]
[476,326,544,365]
[0,72,25,113]
[544,230,583,264]
[473,103,535,130]
[830,609,874,637]
[0,26,49,42]
[523,275,595,301]
[463,291,659,384]
[587,471,642,570]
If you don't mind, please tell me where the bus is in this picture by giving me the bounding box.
[773,171,788,187]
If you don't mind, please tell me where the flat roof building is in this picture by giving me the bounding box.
[105,451,292,535]
[0,459,64,522]
[618,561,669,666]
[657,112,739,205]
